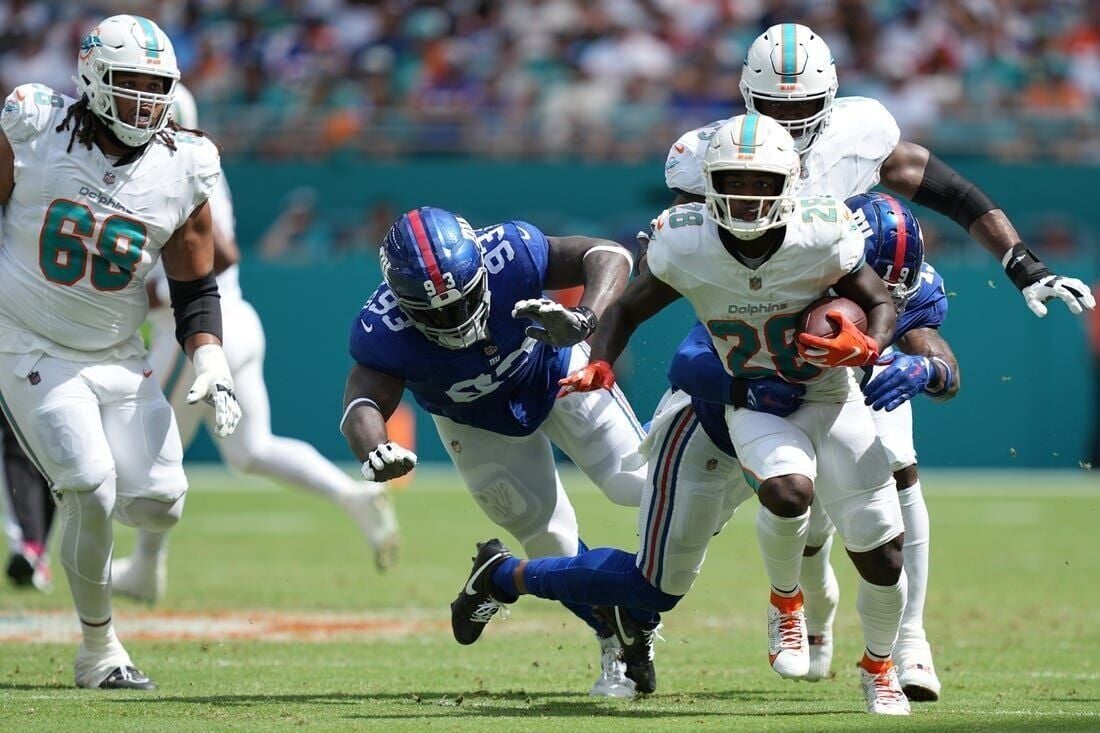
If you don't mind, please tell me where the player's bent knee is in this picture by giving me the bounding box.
[758,475,813,517]
[596,469,645,507]
[848,534,904,585]
[54,461,114,493]
[114,495,186,532]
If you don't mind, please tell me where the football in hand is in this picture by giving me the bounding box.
[797,296,868,339]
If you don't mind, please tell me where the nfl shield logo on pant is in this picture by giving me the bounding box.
[749,276,762,291]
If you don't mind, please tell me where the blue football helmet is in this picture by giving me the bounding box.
[380,206,490,349]
[845,192,925,314]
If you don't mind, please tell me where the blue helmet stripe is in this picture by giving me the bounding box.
[133,16,161,59]
[739,113,759,154]
[782,24,797,83]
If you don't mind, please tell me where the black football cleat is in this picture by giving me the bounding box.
[99,666,157,690]
[596,606,658,694]
[450,539,512,645]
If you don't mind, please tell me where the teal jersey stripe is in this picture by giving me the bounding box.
[739,113,759,154]
[782,24,797,83]
[134,16,161,59]
[0,391,53,485]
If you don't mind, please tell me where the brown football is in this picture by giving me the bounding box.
[797,296,868,339]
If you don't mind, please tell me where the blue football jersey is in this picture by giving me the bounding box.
[673,262,949,460]
[895,262,948,340]
[348,221,571,437]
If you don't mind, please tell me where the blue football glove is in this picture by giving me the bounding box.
[733,377,806,417]
[862,354,933,412]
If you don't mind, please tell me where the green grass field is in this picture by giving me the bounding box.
[2,466,1099,731]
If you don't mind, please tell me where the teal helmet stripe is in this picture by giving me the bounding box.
[134,16,161,59]
[739,113,759,154]
[781,24,797,82]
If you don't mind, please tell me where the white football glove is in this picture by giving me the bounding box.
[186,344,242,437]
[1022,274,1095,317]
[512,298,598,347]
[361,441,417,482]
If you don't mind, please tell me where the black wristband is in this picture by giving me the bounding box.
[729,378,749,408]
[912,153,998,231]
[168,271,222,345]
[1003,242,1052,291]
[573,306,598,336]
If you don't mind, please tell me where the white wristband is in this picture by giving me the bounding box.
[340,397,381,433]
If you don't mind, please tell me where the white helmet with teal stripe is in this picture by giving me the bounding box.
[76,14,180,147]
[740,23,837,154]
[702,114,801,239]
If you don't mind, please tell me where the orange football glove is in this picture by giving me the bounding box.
[796,311,880,368]
[558,359,615,396]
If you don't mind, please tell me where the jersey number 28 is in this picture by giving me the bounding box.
[39,199,146,291]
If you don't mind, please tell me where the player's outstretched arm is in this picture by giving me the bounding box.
[512,236,633,347]
[341,364,416,482]
[163,201,241,437]
[559,269,681,393]
[0,131,13,204]
[880,141,1094,317]
[862,327,960,411]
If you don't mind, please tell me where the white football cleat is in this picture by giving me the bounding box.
[74,630,153,690]
[111,553,166,605]
[805,633,834,681]
[589,633,636,698]
[768,589,809,679]
[859,655,911,715]
[341,484,400,571]
[896,642,941,702]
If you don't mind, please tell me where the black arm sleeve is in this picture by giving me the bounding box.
[911,153,998,231]
[168,271,222,346]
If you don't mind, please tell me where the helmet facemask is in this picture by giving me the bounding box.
[382,248,492,350]
[701,114,801,241]
[704,169,796,240]
[91,67,178,147]
[745,92,835,154]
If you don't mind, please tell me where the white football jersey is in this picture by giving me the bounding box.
[646,200,866,402]
[664,97,900,201]
[0,83,221,360]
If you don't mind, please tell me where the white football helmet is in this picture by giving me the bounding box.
[76,15,180,147]
[170,82,198,129]
[740,23,838,154]
[702,114,800,240]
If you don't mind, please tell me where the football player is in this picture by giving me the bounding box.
[658,23,1075,699]
[2,409,55,591]
[109,86,399,606]
[447,192,955,705]
[0,16,240,689]
[454,116,912,714]
[342,206,645,697]
[669,193,957,699]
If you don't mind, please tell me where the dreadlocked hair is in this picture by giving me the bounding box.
[54,96,216,154]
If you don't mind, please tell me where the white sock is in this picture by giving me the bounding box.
[857,573,907,660]
[58,487,115,644]
[755,505,809,594]
[800,534,840,637]
[898,480,930,650]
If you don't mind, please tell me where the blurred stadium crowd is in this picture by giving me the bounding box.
[1,0,1097,161]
